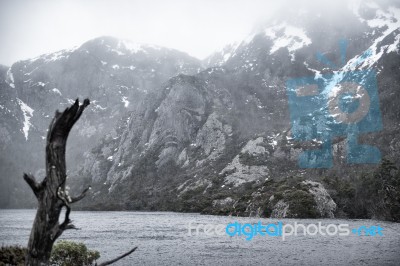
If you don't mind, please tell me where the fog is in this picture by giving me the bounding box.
[2,0,397,65]
[0,0,280,65]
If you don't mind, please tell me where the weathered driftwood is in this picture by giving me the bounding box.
[24,99,136,265]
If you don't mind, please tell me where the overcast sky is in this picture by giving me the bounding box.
[0,0,284,65]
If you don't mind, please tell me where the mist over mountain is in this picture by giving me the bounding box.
[1,0,399,220]
[0,36,202,206]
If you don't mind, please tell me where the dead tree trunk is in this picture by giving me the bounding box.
[24,99,137,266]
[24,99,91,265]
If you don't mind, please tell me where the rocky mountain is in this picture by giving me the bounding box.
[71,0,400,220]
[1,0,399,220]
[0,36,202,207]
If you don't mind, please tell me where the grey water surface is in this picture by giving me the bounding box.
[1,209,399,265]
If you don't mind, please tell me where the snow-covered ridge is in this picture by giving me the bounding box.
[358,7,400,68]
[17,98,34,140]
[207,43,239,66]
[27,47,77,63]
[264,23,312,59]
[209,22,313,66]
[350,1,400,63]
[104,38,164,56]
[320,6,400,97]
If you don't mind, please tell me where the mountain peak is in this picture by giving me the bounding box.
[79,36,166,56]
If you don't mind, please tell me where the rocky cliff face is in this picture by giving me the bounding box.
[0,36,202,207]
[1,1,400,219]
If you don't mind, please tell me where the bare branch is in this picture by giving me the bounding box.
[52,204,78,240]
[70,186,91,203]
[23,173,42,198]
[64,224,78,230]
[57,186,78,232]
[59,204,71,230]
[97,247,137,266]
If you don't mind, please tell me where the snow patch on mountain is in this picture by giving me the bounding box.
[304,62,326,82]
[47,50,69,62]
[17,98,34,140]
[265,23,312,60]
[114,39,163,55]
[217,43,239,65]
[387,33,400,54]
[52,88,62,95]
[119,40,145,53]
[91,100,107,111]
[121,96,130,107]
[6,68,15,88]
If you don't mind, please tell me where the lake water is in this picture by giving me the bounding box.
[1,209,400,265]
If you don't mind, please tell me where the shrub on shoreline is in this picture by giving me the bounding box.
[0,245,26,266]
[0,241,100,266]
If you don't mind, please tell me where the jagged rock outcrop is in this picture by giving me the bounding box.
[302,180,337,218]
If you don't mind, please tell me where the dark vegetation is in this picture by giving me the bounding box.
[0,241,100,266]
[0,246,26,266]
[323,158,400,221]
